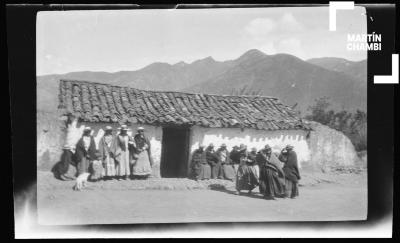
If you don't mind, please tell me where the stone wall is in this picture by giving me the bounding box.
[305,121,361,172]
[37,111,65,171]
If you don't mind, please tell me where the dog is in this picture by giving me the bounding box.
[73,172,90,191]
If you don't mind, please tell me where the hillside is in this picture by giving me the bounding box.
[307,57,367,81]
[37,49,366,115]
[183,50,366,114]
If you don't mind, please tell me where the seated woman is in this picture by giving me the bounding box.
[216,144,235,181]
[53,145,76,181]
[190,144,211,180]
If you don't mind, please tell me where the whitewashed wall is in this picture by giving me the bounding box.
[66,121,163,178]
[188,126,310,168]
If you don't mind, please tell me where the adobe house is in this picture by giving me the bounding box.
[58,79,315,178]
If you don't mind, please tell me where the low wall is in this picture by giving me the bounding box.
[37,111,65,171]
[305,121,360,171]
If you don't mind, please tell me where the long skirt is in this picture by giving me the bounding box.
[211,162,221,179]
[77,157,90,176]
[193,163,211,180]
[103,155,116,177]
[132,151,152,176]
[233,164,239,174]
[220,164,235,180]
[259,167,286,198]
[254,164,260,178]
[285,178,299,198]
[236,164,259,191]
[116,150,130,177]
[90,160,104,180]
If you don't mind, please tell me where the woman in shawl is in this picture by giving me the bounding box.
[278,145,301,198]
[98,126,116,180]
[216,144,235,181]
[113,125,131,180]
[74,127,97,177]
[235,146,259,195]
[190,144,211,180]
[257,145,286,200]
[131,127,153,179]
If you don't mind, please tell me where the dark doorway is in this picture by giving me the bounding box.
[160,127,191,178]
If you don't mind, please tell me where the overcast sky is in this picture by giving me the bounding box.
[37,7,367,75]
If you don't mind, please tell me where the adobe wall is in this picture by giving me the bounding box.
[188,126,311,170]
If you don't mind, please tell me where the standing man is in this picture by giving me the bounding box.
[75,127,97,177]
[131,127,153,179]
[205,143,220,179]
[216,144,235,181]
[113,125,131,180]
[229,145,241,174]
[278,145,301,199]
[98,126,116,180]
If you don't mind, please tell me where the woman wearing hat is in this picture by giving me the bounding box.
[74,127,97,177]
[131,127,153,179]
[52,145,76,181]
[216,144,235,181]
[257,145,286,200]
[98,126,116,180]
[113,125,131,180]
[278,145,301,198]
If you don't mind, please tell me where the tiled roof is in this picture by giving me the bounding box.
[58,79,311,131]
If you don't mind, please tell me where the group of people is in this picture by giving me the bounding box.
[190,143,301,199]
[56,125,153,182]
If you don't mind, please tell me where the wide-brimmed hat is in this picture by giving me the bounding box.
[105,126,113,131]
[83,126,91,131]
[120,125,128,130]
[285,144,294,150]
[137,126,145,131]
[63,144,72,150]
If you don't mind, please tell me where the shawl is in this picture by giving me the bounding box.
[279,150,301,182]
[75,136,97,162]
[98,135,114,161]
[216,148,231,164]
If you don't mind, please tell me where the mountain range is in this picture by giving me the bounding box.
[37,49,366,115]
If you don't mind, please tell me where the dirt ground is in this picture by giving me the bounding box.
[37,171,367,225]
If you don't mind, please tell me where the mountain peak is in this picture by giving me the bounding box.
[237,49,267,63]
[173,61,188,67]
[241,49,266,57]
[191,56,216,65]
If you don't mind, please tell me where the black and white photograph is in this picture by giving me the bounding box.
[8,3,397,239]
